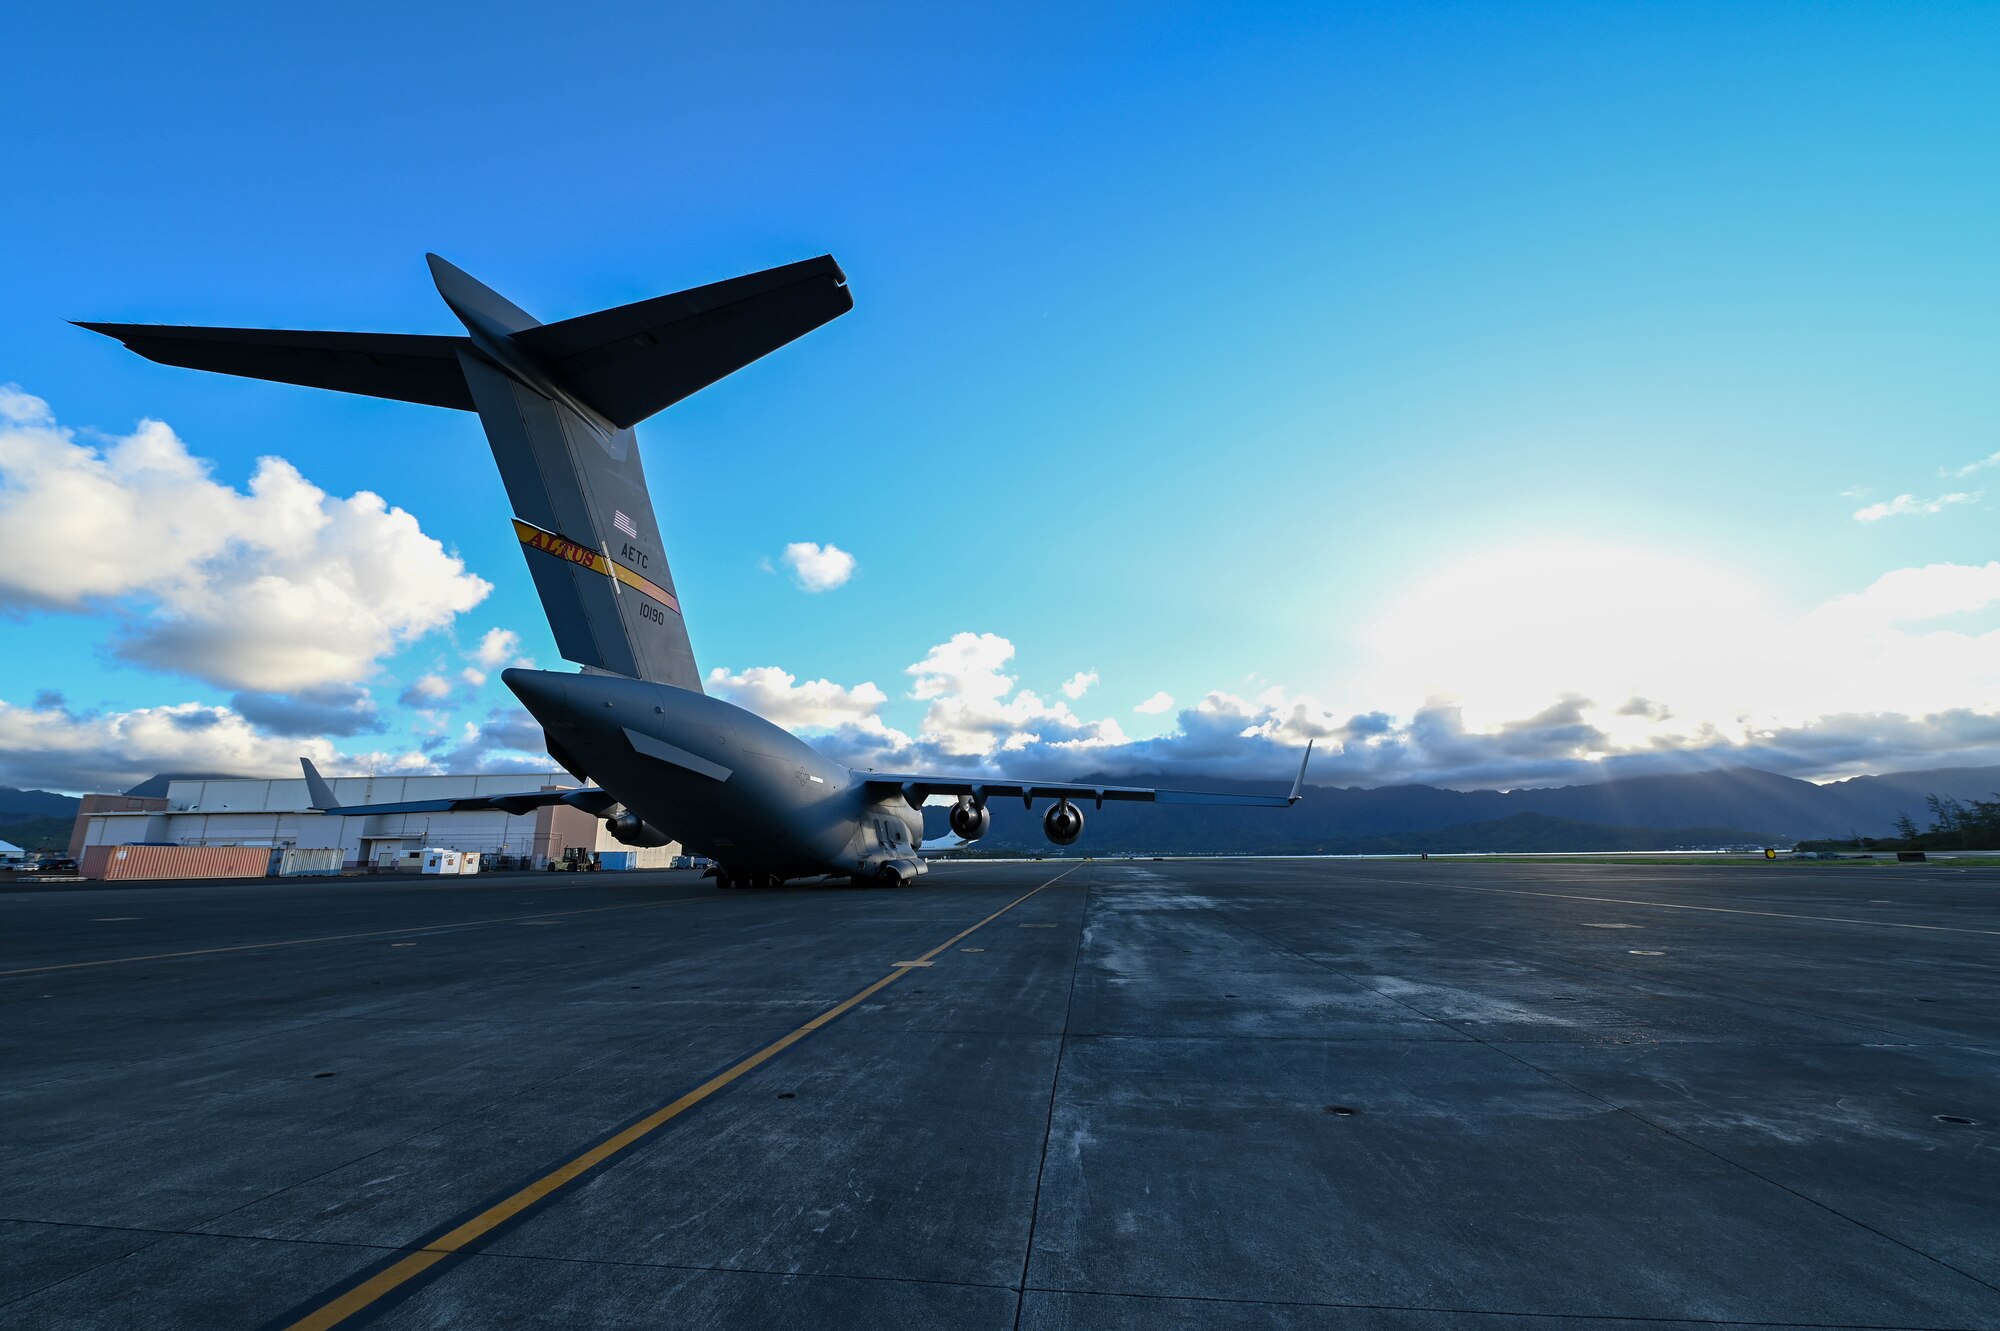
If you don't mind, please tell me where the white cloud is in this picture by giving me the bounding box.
[706,665,910,747]
[460,667,488,690]
[904,632,1125,757]
[1358,542,1771,733]
[780,541,857,592]
[0,695,343,792]
[1853,491,1978,522]
[473,627,521,669]
[908,632,1016,705]
[1061,670,1098,700]
[1952,450,2000,478]
[1343,546,2000,779]
[398,673,453,707]
[422,704,555,773]
[0,686,573,792]
[698,549,2000,788]
[1807,561,2000,628]
[0,387,490,691]
[229,684,382,738]
[709,634,1126,767]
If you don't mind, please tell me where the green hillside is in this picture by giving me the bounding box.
[0,815,76,854]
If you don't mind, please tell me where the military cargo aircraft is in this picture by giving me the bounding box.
[84,255,1307,886]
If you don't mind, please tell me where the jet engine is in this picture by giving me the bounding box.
[1042,799,1084,846]
[948,796,991,841]
[608,811,674,847]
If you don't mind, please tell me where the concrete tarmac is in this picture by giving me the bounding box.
[1,858,1996,1329]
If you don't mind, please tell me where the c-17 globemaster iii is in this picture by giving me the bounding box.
[82,254,1308,886]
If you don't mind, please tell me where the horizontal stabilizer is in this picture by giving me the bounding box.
[76,324,474,410]
[513,255,851,429]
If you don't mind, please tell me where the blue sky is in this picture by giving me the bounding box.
[4,2,2000,793]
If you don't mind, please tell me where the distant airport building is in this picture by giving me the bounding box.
[70,772,681,873]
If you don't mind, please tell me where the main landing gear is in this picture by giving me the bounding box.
[847,864,914,889]
[714,869,786,889]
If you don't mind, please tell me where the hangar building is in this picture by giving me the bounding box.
[70,772,680,871]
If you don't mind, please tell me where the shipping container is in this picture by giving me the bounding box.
[83,844,271,880]
[598,845,679,871]
[420,848,463,875]
[277,847,343,877]
[458,852,481,876]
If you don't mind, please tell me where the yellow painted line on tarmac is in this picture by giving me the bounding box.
[1409,882,2000,938]
[280,866,1079,1331]
[0,895,713,978]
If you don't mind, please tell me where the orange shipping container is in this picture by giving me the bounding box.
[83,845,272,880]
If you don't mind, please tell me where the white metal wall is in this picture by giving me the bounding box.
[81,771,590,868]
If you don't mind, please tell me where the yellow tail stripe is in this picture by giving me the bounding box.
[511,518,680,614]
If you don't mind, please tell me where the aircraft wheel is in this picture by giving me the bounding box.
[714,870,735,890]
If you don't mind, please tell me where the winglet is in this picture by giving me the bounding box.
[1288,740,1314,805]
[300,757,340,812]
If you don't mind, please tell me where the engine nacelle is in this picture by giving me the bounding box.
[1043,799,1084,846]
[608,811,674,848]
[948,797,991,841]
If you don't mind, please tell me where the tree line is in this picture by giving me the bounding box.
[1796,791,2000,853]
[1889,793,2000,850]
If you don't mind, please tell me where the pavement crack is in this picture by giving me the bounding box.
[1012,863,1090,1331]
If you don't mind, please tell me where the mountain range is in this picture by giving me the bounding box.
[7,761,1994,857]
[919,763,2000,853]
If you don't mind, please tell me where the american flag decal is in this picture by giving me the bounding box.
[612,510,638,538]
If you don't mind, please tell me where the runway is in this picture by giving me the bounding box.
[2,859,1996,1329]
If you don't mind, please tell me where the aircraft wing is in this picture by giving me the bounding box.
[299,758,617,817]
[74,324,475,410]
[860,742,1312,809]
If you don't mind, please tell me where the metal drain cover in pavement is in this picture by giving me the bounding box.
[1936,1114,1979,1125]
[1629,949,1666,956]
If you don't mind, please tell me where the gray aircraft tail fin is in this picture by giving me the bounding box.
[80,253,853,692]
[457,343,705,690]
[299,757,340,811]
[444,254,849,691]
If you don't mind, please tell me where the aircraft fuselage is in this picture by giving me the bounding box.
[504,668,925,883]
